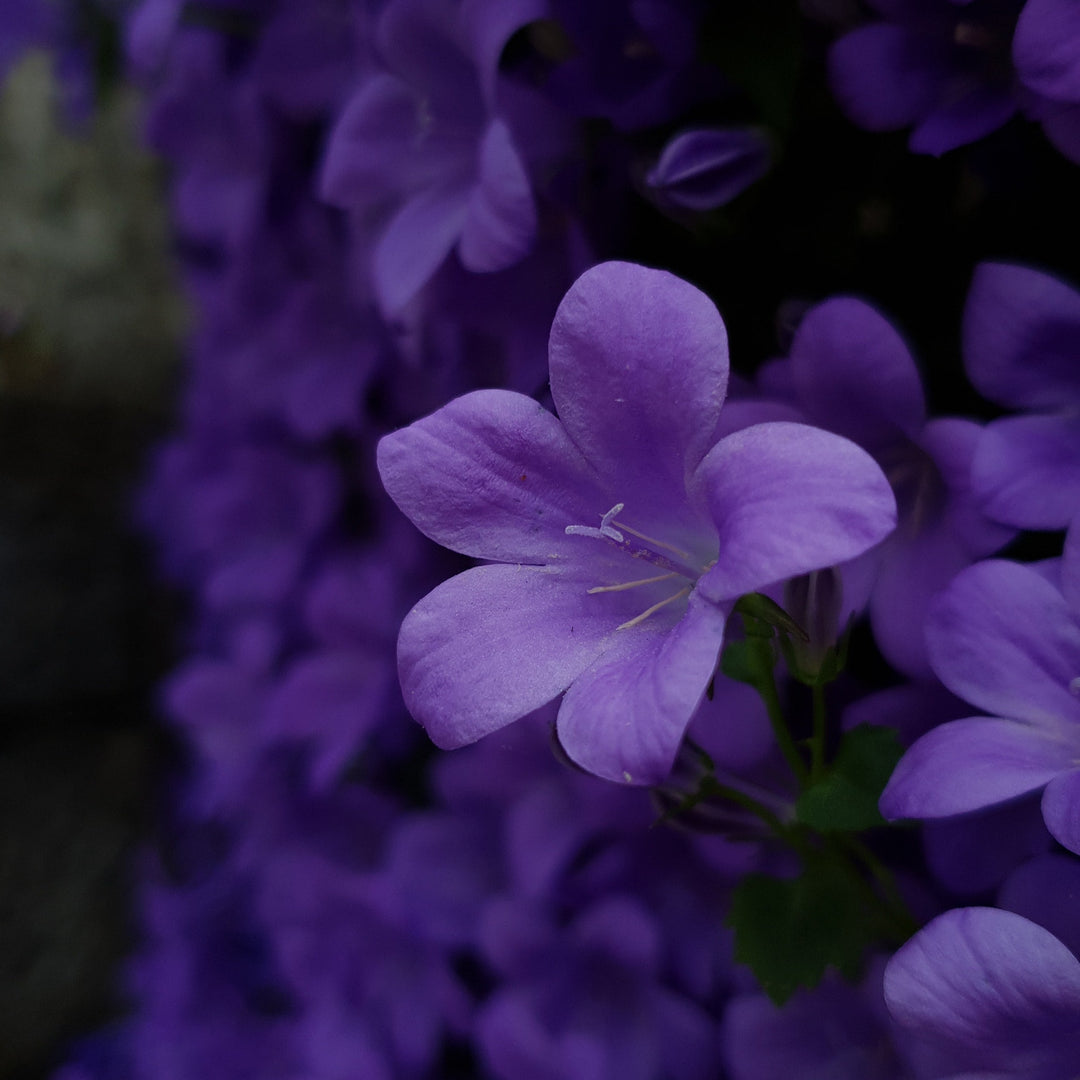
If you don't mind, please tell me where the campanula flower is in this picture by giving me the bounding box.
[378,261,896,784]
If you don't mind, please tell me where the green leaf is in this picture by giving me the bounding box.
[796,725,905,832]
[720,638,772,687]
[727,850,880,1004]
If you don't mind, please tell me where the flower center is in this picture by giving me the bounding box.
[565,503,712,630]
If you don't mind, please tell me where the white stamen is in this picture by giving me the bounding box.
[587,572,678,594]
[565,502,625,542]
[617,586,691,630]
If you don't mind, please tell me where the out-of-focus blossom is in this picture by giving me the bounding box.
[1014,0,1080,162]
[379,261,896,783]
[828,0,1024,155]
[320,0,549,315]
[764,296,1011,677]
[963,261,1080,530]
[881,516,1080,856]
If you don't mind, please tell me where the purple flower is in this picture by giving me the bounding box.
[477,895,721,1080]
[963,261,1080,530]
[319,0,546,314]
[827,0,1023,155]
[884,906,1080,1078]
[770,296,1011,677]
[378,261,896,784]
[880,517,1080,855]
[645,128,772,213]
[1014,0,1080,162]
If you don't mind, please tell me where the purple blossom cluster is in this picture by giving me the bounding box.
[18,0,1080,1077]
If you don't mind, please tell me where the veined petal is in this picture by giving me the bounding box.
[377,388,605,564]
[963,262,1080,409]
[695,422,896,604]
[548,262,729,533]
[880,717,1075,821]
[790,296,926,447]
[398,564,635,749]
[556,591,728,785]
[926,559,1080,727]
[972,412,1080,531]
[884,908,1080,1067]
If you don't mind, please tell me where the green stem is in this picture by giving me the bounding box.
[757,658,808,787]
[706,778,789,835]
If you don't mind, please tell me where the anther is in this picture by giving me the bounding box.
[566,502,625,542]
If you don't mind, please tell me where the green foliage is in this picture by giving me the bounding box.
[727,847,884,1004]
[795,726,905,833]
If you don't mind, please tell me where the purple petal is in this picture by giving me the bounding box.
[695,422,897,604]
[398,564,633,749]
[1063,515,1080,611]
[828,24,948,131]
[926,559,1080,728]
[458,119,537,272]
[319,74,420,209]
[556,592,728,784]
[789,297,926,447]
[908,83,1016,155]
[645,128,771,212]
[880,717,1073,821]
[919,416,1015,556]
[263,650,389,788]
[962,262,1080,410]
[1014,0,1080,103]
[868,521,970,679]
[923,796,1050,895]
[884,908,1080,1065]
[547,262,729,532]
[377,388,605,563]
[999,852,1080,959]
[973,411,1080,531]
[1042,768,1080,855]
[373,181,472,314]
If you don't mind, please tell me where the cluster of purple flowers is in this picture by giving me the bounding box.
[15,0,1080,1077]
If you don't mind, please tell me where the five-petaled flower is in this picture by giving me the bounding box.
[378,261,897,784]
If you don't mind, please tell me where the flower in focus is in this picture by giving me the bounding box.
[378,261,896,784]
